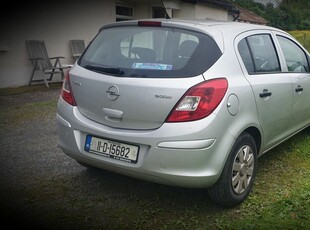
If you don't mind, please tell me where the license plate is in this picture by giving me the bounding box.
[84,135,139,163]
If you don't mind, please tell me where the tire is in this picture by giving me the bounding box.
[208,132,257,207]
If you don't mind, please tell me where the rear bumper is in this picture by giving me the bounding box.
[56,97,235,188]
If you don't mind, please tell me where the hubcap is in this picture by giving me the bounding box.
[231,145,254,194]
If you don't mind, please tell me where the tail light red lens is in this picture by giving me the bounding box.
[61,72,76,106]
[166,78,228,122]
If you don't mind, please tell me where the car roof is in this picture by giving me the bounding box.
[101,18,284,34]
[100,18,290,43]
[99,18,290,53]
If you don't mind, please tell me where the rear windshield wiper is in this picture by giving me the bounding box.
[84,65,124,75]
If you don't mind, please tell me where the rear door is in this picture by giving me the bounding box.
[236,32,294,151]
[275,34,310,131]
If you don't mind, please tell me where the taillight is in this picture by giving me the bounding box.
[166,78,228,122]
[61,72,76,106]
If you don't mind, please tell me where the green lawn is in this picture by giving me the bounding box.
[0,82,62,96]
[289,30,310,52]
[218,129,310,229]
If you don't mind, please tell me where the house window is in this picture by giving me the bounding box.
[116,5,134,21]
[152,7,166,18]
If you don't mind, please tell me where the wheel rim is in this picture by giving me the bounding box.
[231,145,254,195]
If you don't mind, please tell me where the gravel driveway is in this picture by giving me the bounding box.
[0,87,113,229]
[0,88,80,227]
[0,86,225,229]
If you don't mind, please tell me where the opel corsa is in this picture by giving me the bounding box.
[57,19,310,207]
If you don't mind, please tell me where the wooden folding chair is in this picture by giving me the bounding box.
[70,39,85,62]
[26,40,70,88]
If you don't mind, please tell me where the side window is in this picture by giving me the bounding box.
[247,34,280,73]
[132,32,154,50]
[120,31,157,62]
[238,34,280,74]
[277,35,310,73]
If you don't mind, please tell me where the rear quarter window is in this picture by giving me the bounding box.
[79,26,222,78]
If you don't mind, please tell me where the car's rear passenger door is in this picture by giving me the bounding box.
[236,32,294,152]
[275,33,310,131]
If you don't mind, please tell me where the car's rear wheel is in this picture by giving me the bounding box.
[208,132,257,207]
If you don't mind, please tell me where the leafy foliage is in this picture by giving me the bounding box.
[232,0,310,30]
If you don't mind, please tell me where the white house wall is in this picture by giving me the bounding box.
[0,0,115,88]
[133,4,151,19]
[195,3,228,20]
[173,2,228,21]
[173,3,196,19]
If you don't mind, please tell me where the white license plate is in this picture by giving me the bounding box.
[84,135,139,163]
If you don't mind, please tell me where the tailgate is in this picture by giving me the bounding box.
[70,66,204,130]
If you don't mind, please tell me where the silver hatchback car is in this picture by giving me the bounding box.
[57,19,310,207]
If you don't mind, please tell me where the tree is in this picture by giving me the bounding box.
[232,0,310,30]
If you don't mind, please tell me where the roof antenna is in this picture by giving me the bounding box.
[161,0,171,19]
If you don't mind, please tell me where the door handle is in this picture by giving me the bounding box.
[259,89,272,98]
[295,86,303,93]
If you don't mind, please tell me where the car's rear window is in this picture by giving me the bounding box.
[79,26,222,78]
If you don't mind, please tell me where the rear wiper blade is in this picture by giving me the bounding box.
[84,65,124,75]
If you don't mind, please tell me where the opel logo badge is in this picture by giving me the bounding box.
[106,85,120,101]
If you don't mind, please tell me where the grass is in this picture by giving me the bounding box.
[0,100,57,129]
[288,30,310,52]
[0,83,60,128]
[0,82,62,96]
[217,131,310,229]
[1,84,310,229]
